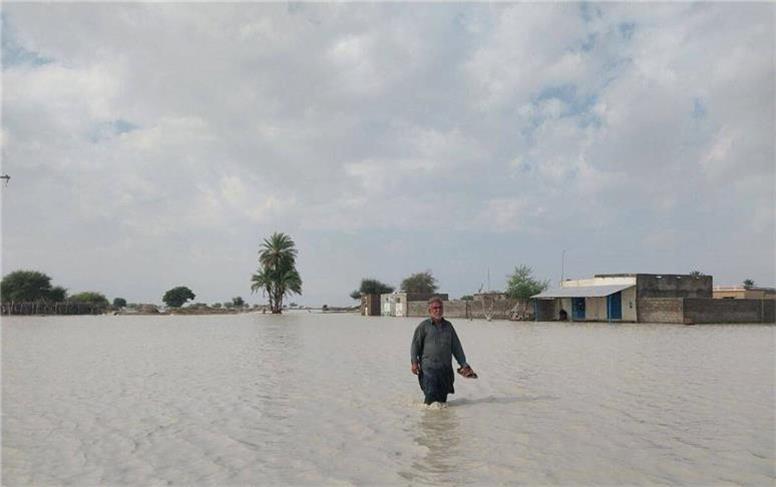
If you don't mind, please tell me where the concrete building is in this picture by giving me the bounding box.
[533,273,712,322]
[380,293,448,317]
[713,286,776,300]
[533,273,773,324]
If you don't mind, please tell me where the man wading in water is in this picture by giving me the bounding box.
[411,296,477,406]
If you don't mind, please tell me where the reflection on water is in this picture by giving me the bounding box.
[406,408,463,483]
[452,395,558,406]
[2,314,774,485]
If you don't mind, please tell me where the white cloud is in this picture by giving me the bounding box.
[1,3,773,304]
[464,3,589,109]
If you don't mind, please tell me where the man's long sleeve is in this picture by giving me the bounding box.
[451,328,468,367]
[410,325,424,364]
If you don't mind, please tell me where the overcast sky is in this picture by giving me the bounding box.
[1,2,774,306]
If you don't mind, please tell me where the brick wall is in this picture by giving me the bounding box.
[684,298,775,324]
[407,300,468,318]
[765,300,776,323]
[406,299,530,320]
[638,297,774,324]
[637,298,684,323]
[443,300,470,318]
[637,274,712,298]
[534,300,555,321]
[407,301,426,317]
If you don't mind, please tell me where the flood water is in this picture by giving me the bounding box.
[2,313,774,485]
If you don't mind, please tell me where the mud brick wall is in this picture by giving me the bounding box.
[441,300,469,318]
[637,298,684,323]
[406,299,529,320]
[407,300,468,318]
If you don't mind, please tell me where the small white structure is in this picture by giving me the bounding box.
[380,292,448,317]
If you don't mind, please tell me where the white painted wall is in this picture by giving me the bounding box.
[560,298,572,319]
[549,287,637,321]
[622,287,637,321]
[381,294,396,316]
[585,297,607,320]
[561,276,637,287]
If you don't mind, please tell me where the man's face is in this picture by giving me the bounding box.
[429,302,443,321]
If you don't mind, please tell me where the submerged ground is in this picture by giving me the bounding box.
[2,313,774,485]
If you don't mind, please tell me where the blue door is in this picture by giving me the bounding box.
[607,292,622,320]
[572,298,586,320]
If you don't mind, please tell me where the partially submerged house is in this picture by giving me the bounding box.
[534,273,774,323]
[532,273,713,322]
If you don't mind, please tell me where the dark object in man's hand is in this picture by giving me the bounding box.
[457,365,478,379]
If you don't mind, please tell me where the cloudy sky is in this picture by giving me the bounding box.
[1,2,773,306]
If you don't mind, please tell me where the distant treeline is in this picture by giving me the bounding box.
[1,270,116,316]
[2,301,108,316]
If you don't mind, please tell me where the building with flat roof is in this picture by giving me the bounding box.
[533,273,712,322]
[533,273,773,324]
[713,286,776,300]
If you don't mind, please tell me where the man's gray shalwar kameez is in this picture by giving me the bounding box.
[410,318,468,404]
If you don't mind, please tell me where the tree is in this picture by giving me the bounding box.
[70,292,110,307]
[461,295,474,301]
[0,270,65,303]
[400,271,438,294]
[163,286,195,308]
[113,297,127,308]
[743,279,755,290]
[232,296,245,307]
[250,268,273,305]
[689,270,705,277]
[505,265,549,299]
[49,286,67,302]
[212,302,222,308]
[351,278,394,299]
[251,232,302,314]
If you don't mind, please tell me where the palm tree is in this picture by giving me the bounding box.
[251,268,275,311]
[251,232,302,313]
[273,267,302,311]
[259,233,298,271]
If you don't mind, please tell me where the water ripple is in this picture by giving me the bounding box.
[2,315,773,485]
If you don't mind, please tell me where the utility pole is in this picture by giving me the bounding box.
[560,249,566,285]
[487,267,491,292]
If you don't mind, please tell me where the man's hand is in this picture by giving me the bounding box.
[411,362,420,375]
[457,365,478,379]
